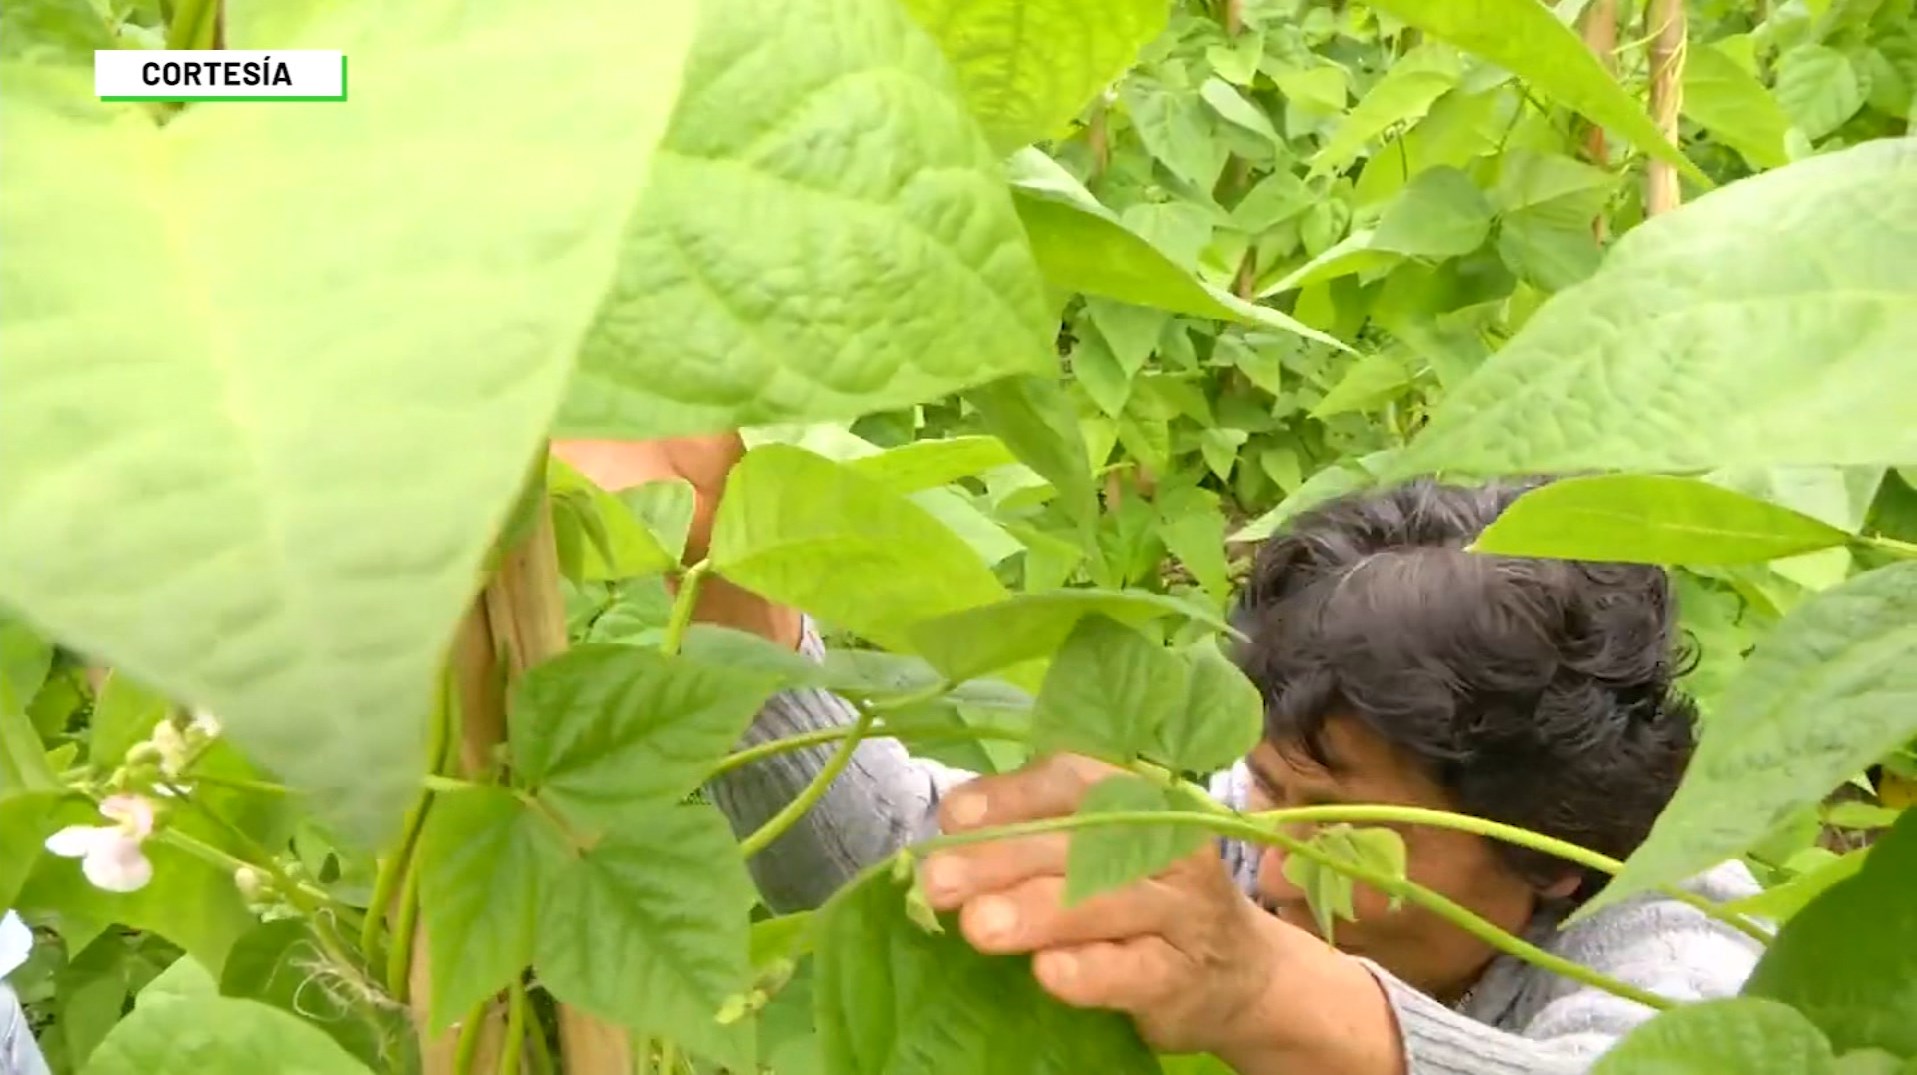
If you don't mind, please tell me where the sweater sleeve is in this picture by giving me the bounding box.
[702,619,977,913]
[1360,891,1764,1075]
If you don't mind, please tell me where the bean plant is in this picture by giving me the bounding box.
[0,0,1912,1073]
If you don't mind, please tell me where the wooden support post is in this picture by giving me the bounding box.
[1646,0,1687,217]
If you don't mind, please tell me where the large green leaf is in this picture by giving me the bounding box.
[86,994,373,1075]
[1470,475,1852,564]
[1063,775,1210,904]
[0,789,60,908]
[536,804,757,1070]
[0,0,699,849]
[1744,810,1917,1057]
[1359,0,1703,184]
[709,445,1008,651]
[1684,42,1792,169]
[1032,615,1186,761]
[1005,149,1347,349]
[1391,140,1917,480]
[509,645,782,827]
[559,0,1052,439]
[1584,561,1917,915]
[909,590,1225,684]
[1774,45,1866,141]
[1589,998,1835,1075]
[815,867,1159,1075]
[898,0,1168,151]
[416,786,560,1031]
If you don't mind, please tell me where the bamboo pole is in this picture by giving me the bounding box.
[1645,0,1687,216]
[1579,0,1621,239]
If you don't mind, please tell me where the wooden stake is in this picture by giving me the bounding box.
[1580,0,1620,239]
[411,458,634,1074]
[1645,0,1687,217]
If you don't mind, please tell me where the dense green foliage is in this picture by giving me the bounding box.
[0,0,1913,1073]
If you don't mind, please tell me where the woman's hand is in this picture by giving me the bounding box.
[920,754,1406,1074]
[549,435,802,648]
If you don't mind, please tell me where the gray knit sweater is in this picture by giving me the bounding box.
[706,625,1765,1074]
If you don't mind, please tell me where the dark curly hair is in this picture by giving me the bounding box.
[1230,476,1698,902]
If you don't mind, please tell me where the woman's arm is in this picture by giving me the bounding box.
[551,437,976,911]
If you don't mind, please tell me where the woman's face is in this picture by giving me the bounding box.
[1244,717,1576,1003]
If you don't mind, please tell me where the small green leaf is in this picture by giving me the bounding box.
[1685,42,1792,169]
[1123,79,1230,188]
[1470,475,1852,564]
[1031,615,1186,761]
[1230,456,1384,543]
[709,445,1009,652]
[1586,561,1917,915]
[968,373,1101,542]
[546,458,680,581]
[898,0,1168,151]
[559,0,1053,439]
[417,786,560,1031]
[536,804,757,1070]
[1282,825,1407,945]
[1310,351,1414,419]
[1006,150,1345,349]
[1774,45,1866,141]
[1155,642,1262,774]
[1728,848,1869,922]
[618,480,699,565]
[1064,776,1210,904]
[815,867,1158,1075]
[1744,810,1917,1057]
[0,789,60,908]
[1589,997,1835,1075]
[1359,0,1703,184]
[1393,140,1917,480]
[1312,43,1461,176]
[0,0,701,849]
[910,590,1224,684]
[87,994,374,1075]
[88,672,174,775]
[0,615,52,715]
[1372,166,1494,258]
[845,437,1019,494]
[510,645,783,825]
[1200,78,1280,142]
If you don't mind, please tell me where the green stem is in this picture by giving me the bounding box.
[1247,804,1771,943]
[526,1012,555,1075]
[385,853,424,1001]
[706,721,1026,780]
[1863,534,1917,559]
[500,979,528,1075]
[180,771,293,795]
[923,809,1675,1010]
[422,773,484,794]
[452,997,490,1075]
[365,669,459,975]
[661,560,711,656]
[740,703,881,858]
[154,828,351,923]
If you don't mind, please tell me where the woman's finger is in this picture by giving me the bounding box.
[938,754,1122,833]
[957,874,1183,956]
[1032,936,1188,1013]
[920,833,1071,910]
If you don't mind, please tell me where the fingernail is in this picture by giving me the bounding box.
[945,790,988,830]
[971,896,1018,942]
[921,856,967,900]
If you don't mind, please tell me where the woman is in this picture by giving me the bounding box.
[555,436,1763,1075]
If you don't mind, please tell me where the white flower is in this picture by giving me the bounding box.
[187,709,222,739]
[44,795,155,893]
[1,911,30,978]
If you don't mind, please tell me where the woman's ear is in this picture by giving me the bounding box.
[1539,872,1582,902]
